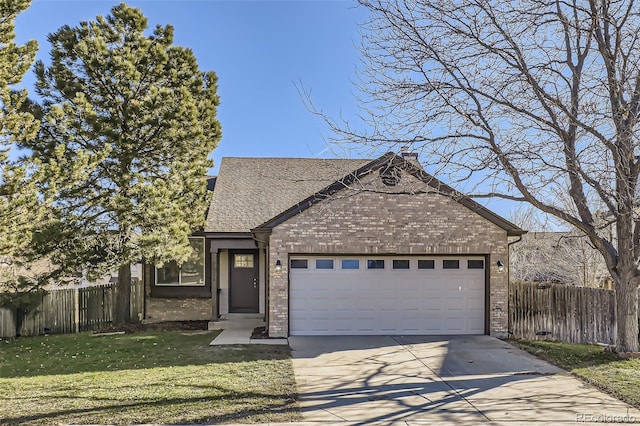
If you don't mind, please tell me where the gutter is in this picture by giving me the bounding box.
[251,228,271,247]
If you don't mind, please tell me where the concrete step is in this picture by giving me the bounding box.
[219,313,263,320]
[208,313,265,331]
[208,320,265,331]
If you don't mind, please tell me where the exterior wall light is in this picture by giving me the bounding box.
[497,260,505,273]
[275,259,282,271]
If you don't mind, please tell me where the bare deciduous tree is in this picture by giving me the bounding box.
[510,231,610,288]
[320,0,640,352]
[509,203,610,288]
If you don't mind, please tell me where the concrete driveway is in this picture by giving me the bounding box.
[290,335,640,425]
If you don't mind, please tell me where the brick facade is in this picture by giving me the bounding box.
[145,297,212,322]
[143,263,212,322]
[267,170,509,337]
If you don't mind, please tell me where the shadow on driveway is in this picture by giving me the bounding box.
[290,335,640,424]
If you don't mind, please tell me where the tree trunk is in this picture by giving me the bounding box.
[114,263,131,326]
[614,273,639,353]
[14,307,24,338]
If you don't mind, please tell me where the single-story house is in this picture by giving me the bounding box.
[143,151,525,337]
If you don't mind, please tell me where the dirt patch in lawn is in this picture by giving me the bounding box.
[94,320,208,334]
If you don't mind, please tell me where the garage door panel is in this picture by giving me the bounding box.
[290,255,486,335]
[333,299,356,310]
[401,299,422,310]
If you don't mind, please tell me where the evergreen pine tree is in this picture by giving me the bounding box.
[25,3,221,324]
[0,0,39,259]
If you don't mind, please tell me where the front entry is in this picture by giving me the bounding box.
[229,249,259,313]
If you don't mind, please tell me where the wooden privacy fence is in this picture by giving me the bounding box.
[510,282,617,345]
[0,281,144,338]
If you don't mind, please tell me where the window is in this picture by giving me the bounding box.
[468,260,484,269]
[156,237,205,286]
[393,260,410,269]
[341,259,360,270]
[290,259,308,269]
[367,259,385,269]
[418,259,435,269]
[316,259,334,269]
[234,254,254,268]
[443,260,460,269]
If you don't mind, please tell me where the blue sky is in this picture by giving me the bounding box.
[15,0,368,169]
[13,0,520,220]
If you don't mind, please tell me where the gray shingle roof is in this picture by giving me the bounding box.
[205,157,370,233]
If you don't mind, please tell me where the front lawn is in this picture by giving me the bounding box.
[0,330,299,425]
[512,339,640,408]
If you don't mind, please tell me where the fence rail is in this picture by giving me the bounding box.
[1,280,629,344]
[0,281,144,338]
[509,282,617,345]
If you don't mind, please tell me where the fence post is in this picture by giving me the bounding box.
[74,288,80,334]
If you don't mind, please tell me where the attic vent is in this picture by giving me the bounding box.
[379,165,401,186]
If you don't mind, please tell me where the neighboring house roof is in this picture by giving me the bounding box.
[510,231,608,285]
[205,157,370,233]
[522,231,572,242]
[253,152,525,237]
[206,176,217,192]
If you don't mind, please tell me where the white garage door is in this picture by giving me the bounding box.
[289,256,486,335]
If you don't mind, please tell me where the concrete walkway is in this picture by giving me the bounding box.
[290,335,640,424]
[209,327,288,345]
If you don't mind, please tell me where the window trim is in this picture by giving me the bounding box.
[155,237,206,286]
[233,253,255,268]
[418,259,435,270]
[367,259,385,270]
[392,259,410,270]
[443,259,461,270]
[290,258,309,269]
[467,259,485,270]
[341,259,360,270]
[315,258,335,270]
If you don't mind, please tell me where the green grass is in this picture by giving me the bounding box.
[512,339,640,408]
[0,331,300,425]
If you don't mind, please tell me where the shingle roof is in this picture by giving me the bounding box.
[205,157,370,233]
[251,152,525,236]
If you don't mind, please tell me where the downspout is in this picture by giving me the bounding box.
[507,235,524,337]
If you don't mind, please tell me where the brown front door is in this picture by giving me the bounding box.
[229,250,259,313]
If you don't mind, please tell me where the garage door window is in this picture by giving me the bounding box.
[443,260,460,269]
[393,260,410,269]
[468,260,484,269]
[341,259,360,269]
[290,259,308,269]
[418,259,435,269]
[367,259,385,269]
[316,259,334,270]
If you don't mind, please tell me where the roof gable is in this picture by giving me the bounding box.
[253,152,525,236]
